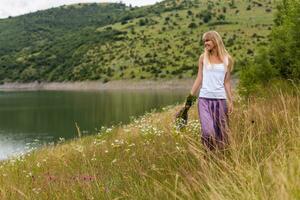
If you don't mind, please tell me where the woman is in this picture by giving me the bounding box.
[178,30,234,150]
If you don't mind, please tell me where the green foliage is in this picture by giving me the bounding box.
[187,10,193,16]
[188,22,197,28]
[217,14,226,21]
[270,0,300,80]
[138,18,148,26]
[238,48,279,98]
[208,21,233,26]
[20,66,39,82]
[199,10,213,23]
[238,0,300,98]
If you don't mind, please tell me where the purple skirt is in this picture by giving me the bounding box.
[197,97,229,150]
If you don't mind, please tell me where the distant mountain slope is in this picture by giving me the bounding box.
[0,0,275,83]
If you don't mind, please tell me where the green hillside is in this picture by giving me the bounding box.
[0,0,276,83]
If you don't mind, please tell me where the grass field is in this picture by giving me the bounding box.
[0,79,299,199]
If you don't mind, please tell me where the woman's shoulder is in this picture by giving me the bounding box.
[199,53,204,59]
[198,53,205,63]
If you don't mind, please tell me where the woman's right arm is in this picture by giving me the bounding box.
[175,54,203,116]
[190,54,204,96]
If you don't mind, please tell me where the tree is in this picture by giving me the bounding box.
[238,0,300,97]
[270,0,300,79]
[200,10,213,23]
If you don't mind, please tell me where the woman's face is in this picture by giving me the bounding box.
[203,37,215,51]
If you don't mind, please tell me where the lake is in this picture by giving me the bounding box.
[0,89,188,160]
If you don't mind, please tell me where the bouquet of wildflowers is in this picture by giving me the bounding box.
[175,94,197,130]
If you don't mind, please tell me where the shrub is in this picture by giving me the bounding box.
[217,14,226,21]
[103,77,110,83]
[201,10,213,23]
[139,19,146,26]
[188,22,197,29]
[238,48,279,98]
[187,10,193,16]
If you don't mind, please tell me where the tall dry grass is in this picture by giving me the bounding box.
[0,79,299,199]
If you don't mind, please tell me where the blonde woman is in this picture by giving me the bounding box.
[177,30,234,150]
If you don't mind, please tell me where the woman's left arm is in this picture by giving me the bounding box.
[224,57,234,114]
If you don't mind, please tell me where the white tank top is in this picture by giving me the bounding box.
[199,55,228,99]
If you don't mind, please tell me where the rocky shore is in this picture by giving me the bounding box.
[0,76,239,91]
[0,78,195,91]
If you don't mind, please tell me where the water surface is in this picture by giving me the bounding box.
[0,89,188,160]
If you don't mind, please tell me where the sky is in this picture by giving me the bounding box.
[0,0,162,19]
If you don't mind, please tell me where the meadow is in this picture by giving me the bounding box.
[0,79,298,199]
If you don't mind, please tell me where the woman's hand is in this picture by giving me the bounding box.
[175,105,189,119]
[174,105,190,130]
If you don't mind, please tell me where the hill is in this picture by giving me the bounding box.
[0,0,275,83]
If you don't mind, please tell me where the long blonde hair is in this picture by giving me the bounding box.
[202,30,233,72]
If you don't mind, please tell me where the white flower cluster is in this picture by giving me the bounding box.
[171,118,201,137]
[93,138,107,146]
[130,116,164,136]
[32,187,42,194]
[57,137,65,144]
[186,119,201,135]
[91,152,97,161]
[140,123,164,136]
[111,139,125,148]
[97,126,114,136]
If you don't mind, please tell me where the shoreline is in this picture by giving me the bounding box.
[0,78,195,91]
[0,77,239,91]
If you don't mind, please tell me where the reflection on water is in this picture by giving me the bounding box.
[0,89,188,160]
[0,131,51,160]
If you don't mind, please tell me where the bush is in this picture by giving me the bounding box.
[202,11,212,23]
[188,22,197,29]
[199,10,213,23]
[265,8,272,12]
[217,14,226,21]
[20,66,38,81]
[238,48,279,98]
[139,19,147,26]
[208,21,233,26]
[187,10,193,16]
[103,77,110,83]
